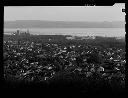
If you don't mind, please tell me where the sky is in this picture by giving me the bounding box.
[4,4,125,22]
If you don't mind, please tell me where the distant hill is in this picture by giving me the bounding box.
[4,20,125,28]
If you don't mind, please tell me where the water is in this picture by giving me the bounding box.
[4,28,125,37]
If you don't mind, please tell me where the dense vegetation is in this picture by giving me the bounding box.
[3,34,125,96]
[4,35,125,49]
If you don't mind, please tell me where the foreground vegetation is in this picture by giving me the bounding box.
[3,34,125,95]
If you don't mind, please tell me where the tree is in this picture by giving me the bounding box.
[87,52,103,64]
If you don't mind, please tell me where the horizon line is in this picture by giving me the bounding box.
[4,20,125,22]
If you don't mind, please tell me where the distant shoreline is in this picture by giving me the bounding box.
[4,20,125,28]
[4,28,125,37]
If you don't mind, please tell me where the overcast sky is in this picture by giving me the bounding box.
[4,4,125,22]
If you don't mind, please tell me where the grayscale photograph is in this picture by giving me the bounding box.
[4,4,125,96]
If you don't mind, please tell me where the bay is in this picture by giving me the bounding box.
[4,28,125,37]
